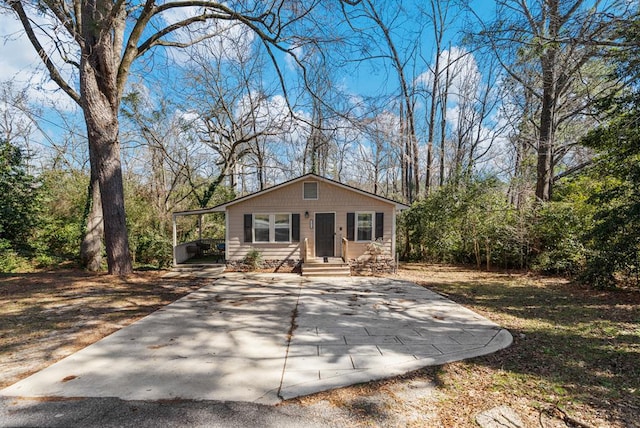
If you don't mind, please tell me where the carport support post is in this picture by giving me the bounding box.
[198,214,203,241]
[172,213,178,266]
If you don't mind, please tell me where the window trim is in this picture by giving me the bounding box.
[355,211,375,242]
[252,213,292,243]
[303,181,319,200]
[253,213,271,243]
[274,213,292,243]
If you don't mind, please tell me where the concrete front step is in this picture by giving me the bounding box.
[301,260,351,277]
[303,257,347,266]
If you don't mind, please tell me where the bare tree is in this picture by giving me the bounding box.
[450,51,507,181]
[190,36,299,197]
[418,0,460,194]
[121,89,203,229]
[438,51,452,187]
[4,0,359,274]
[358,111,395,195]
[0,83,35,166]
[295,43,351,180]
[304,98,330,175]
[472,0,628,202]
[341,0,421,202]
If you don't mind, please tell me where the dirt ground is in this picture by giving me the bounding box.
[0,270,206,389]
[2,265,638,427]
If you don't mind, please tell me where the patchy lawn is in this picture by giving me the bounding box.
[1,265,639,427]
[295,264,639,427]
[398,264,640,428]
[0,270,206,389]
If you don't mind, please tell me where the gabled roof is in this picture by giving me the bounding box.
[173,173,409,217]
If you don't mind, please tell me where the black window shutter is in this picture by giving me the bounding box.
[347,212,355,241]
[244,214,252,243]
[292,213,300,242]
[375,212,384,239]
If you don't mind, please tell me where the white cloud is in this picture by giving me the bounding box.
[284,44,304,72]
[158,6,256,64]
[0,15,41,82]
[416,46,481,105]
[0,9,79,110]
[175,108,201,124]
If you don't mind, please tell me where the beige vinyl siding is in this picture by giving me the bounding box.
[226,179,396,261]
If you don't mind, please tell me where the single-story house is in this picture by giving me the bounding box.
[172,173,409,274]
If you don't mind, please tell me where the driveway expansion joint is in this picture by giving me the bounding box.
[277,283,303,400]
[1,274,512,403]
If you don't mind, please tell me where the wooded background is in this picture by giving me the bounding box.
[1,0,638,287]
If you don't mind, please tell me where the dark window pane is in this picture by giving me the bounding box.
[357,213,372,241]
[275,228,290,242]
[254,214,270,242]
[274,214,290,242]
[255,228,270,242]
[357,227,372,241]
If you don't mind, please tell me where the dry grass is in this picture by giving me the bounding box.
[393,264,640,427]
[0,270,205,388]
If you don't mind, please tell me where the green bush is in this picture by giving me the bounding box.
[0,140,41,251]
[401,177,528,269]
[243,248,263,270]
[34,221,82,261]
[578,108,640,287]
[401,174,604,276]
[130,231,173,268]
[0,239,31,273]
[581,199,640,288]
[530,201,588,275]
[24,169,89,267]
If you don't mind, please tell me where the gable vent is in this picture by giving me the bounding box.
[303,182,318,200]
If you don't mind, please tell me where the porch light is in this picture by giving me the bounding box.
[304,211,309,218]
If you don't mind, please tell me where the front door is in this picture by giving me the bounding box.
[315,213,335,257]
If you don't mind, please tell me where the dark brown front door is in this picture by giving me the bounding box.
[315,213,335,257]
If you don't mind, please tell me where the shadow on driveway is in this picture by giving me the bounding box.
[1,273,512,405]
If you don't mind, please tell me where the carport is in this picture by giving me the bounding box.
[172,206,226,266]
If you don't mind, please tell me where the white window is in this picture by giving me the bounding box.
[253,214,270,243]
[303,182,318,200]
[253,214,291,243]
[274,214,291,242]
[356,212,373,242]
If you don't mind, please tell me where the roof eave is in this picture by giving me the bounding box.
[173,173,410,217]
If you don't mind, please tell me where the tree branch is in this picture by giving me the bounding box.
[7,0,81,106]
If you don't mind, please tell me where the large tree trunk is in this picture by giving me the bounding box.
[84,108,132,275]
[536,14,559,202]
[82,108,132,275]
[80,164,103,271]
[536,65,555,202]
[80,5,132,276]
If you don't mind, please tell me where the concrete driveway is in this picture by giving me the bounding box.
[1,273,511,404]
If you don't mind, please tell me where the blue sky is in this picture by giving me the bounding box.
[0,0,502,177]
